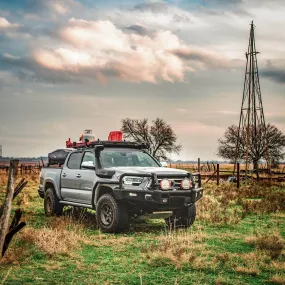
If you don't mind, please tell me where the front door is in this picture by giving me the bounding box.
[61,152,83,201]
[75,152,96,205]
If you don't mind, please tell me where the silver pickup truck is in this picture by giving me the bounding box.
[38,141,203,233]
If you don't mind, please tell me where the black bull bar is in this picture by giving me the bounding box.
[119,172,202,190]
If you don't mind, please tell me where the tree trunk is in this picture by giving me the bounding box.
[0,160,19,260]
[253,160,260,181]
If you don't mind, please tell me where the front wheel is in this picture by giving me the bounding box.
[44,188,63,217]
[165,204,196,229]
[96,194,129,233]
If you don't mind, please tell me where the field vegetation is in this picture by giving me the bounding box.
[0,173,284,285]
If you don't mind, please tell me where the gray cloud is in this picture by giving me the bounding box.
[0,54,82,84]
[124,25,149,36]
[172,47,243,70]
[13,0,80,16]
[132,2,169,13]
[203,0,244,5]
[261,62,285,84]
[131,2,191,23]
[198,0,251,16]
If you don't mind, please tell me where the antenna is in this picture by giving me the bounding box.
[234,21,270,177]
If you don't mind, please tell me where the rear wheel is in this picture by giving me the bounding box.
[44,188,63,216]
[96,194,129,233]
[165,204,196,229]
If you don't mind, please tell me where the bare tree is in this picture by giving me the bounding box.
[218,123,285,169]
[121,118,181,160]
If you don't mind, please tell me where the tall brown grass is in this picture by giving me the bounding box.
[141,230,208,269]
[197,182,285,226]
[245,231,284,259]
[20,217,90,257]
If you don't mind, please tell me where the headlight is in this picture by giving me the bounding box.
[181,178,192,190]
[123,176,144,185]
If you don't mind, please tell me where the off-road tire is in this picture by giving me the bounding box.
[96,194,129,233]
[44,188,63,217]
[165,204,196,229]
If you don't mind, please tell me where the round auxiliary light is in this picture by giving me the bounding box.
[181,178,192,190]
[160,179,171,190]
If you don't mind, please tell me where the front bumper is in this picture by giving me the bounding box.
[114,187,203,209]
[115,172,203,209]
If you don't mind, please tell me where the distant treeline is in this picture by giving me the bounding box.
[0,157,48,162]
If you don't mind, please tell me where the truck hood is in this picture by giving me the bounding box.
[108,167,188,177]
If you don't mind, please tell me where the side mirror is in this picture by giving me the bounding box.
[82,165,95,170]
[81,161,95,170]
[160,161,168,167]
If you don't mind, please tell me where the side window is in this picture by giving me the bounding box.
[81,152,95,168]
[67,152,82,169]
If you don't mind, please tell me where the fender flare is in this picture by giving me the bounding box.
[92,182,119,209]
[43,179,61,200]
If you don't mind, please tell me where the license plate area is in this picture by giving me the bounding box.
[169,196,185,206]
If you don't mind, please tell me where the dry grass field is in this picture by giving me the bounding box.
[0,173,285,285]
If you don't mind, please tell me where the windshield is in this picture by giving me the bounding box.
[101,149,160,168]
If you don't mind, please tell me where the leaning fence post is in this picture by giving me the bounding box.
[207,161,210,172]
[216,164,220,185]
[0,160,19,259]
[237,163,240,188]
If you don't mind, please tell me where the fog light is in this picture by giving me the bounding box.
[160,179,171,190]
[181,178,192,190]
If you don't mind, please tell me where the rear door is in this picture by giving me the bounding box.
[75,151,96,205]
[61,152,83,201]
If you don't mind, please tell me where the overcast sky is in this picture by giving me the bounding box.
[0,0,284,160]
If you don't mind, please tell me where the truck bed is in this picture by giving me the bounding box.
[38,167,62,199]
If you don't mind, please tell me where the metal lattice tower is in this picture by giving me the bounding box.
[235,21,268,176]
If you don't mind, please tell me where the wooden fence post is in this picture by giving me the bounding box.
[237,163,240,188]
[198,158,201,172]
[0,160,19,258]
[216,164,220,186]
[207,161,210,172]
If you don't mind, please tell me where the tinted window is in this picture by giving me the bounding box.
[81,152,95,168]
[67,152,82,169]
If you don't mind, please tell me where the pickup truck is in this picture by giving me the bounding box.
[38,141,203,233]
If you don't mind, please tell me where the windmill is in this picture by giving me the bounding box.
[234,21,270,177]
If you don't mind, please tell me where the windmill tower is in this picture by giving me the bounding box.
[235,21,269,176]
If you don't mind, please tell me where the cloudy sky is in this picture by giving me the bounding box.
[0,0,284,160]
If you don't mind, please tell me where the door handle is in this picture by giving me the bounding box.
[76,174,81,178]
[62,173,66,177]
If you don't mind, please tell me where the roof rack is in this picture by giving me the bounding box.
[71,140,149,150]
